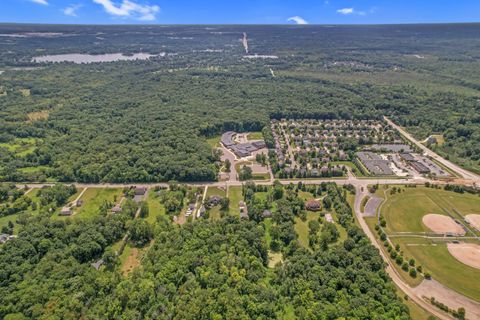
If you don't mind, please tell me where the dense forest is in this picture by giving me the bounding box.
[0,182,411,319]
[0,24,479,182]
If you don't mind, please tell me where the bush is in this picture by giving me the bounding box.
[425,272,431,279]
[401,262,409,271]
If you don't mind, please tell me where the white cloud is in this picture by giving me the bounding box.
[337,8,354,15]
[337,7,377,16]
[287,16,308,25]
[63,4,82,16]
[29,0,48,5]
[92,0,160,21]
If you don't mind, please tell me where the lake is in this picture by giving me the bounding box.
[32,53,158,64]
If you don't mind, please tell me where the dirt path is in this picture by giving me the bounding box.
[71,187,87,205]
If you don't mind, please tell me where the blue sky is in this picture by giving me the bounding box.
[1,0,480,24]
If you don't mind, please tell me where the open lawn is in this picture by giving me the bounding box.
[294,211,319,249]
[392,238,480,302]
[381,187,480,235]
[206,186,226,198]
[206,187,227,220]
[382,188,449,233]
[247,131,263,140]
[298,191,314,201]
[331,161,365,177]
[228,186,243,217]
[70,188,122,219]
[145,191,166,224]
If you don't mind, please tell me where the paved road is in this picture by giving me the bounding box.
[12,119,480,317]
[384,116,480,184]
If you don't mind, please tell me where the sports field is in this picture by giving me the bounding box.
[376,186,480,302]
[382,187,479,235]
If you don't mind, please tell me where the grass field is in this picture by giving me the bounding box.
[294,211,318,249]
[145,191,166,224]
[206,135,221,148]
[376,186,480,301]
[70,188,122,219]
[247,131,263,140]
[206,187,227,220]
[27,110,50,122]
[365,217,424,287]
[228,186,243,217]
[382,187,480,234]
[393,238,480,302]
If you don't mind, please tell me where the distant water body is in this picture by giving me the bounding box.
[32,53,157,64]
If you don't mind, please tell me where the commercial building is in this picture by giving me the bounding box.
[357,152,394,175]
[221,131,266,158]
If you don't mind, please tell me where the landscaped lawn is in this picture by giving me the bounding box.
[145,191,166,224]
[206,186,226,198]
[247,131,263,140]
[228,186,243,216]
